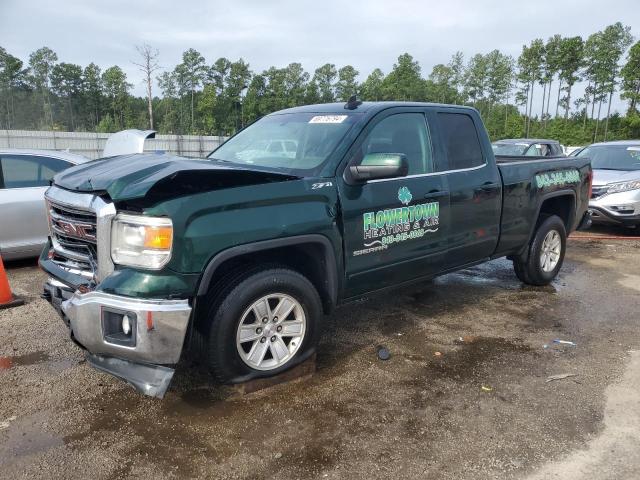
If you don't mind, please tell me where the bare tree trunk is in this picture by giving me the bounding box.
[555,79,562,119]
[632,84,639,112]
[540,82,547,121]
[147,80,153,130]
[5,93,11,129]
[527,81,535,137]
[594,99,603,142]
[134,44,159,130]
[68,97,75,130]
[545,79,552,128]
[504,93,509,132]
[604,90,613,140]
[565,84,572,120]
[191,88,195,133]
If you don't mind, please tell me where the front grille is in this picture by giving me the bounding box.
[48,200,98,279]
[591,186,608,199]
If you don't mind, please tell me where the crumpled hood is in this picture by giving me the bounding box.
[592,169,640,186]
[53,152,297,202]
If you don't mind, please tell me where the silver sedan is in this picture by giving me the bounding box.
[0,149,90,259]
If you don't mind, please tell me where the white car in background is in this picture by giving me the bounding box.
[0,149,90,260]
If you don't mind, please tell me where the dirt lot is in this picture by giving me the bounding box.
[1,228,640,480]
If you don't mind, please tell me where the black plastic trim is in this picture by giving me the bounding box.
[196,234,339,306]
[519,189,577,257]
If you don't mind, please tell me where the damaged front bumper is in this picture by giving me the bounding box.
[43,278,192,398]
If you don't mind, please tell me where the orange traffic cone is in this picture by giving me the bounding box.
[0,255,24,309]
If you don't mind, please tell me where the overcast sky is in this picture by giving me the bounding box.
[1,0,638,113]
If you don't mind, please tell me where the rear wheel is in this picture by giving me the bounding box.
[202,266,322,384]
[513,215,567,286]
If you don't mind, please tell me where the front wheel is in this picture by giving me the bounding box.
[203,267,322,384]
[513,215,567,286]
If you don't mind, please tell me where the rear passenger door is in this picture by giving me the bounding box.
[433,110,501,268]
[0,154,72,257]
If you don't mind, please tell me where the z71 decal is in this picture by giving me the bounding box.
[353,187,440,256]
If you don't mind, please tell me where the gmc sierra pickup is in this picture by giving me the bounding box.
[40,101,592,397]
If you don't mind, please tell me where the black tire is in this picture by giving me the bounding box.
[513,215,567,286]
[202,266,322,384]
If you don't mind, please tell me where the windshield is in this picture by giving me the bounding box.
[492,142,529,155]
[577,145,640,171]
[208,112,359,174]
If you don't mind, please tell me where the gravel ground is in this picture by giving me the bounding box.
[1,233,639,480]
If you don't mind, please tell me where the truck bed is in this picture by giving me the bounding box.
[495,155,592,256]
[495,155,567,163]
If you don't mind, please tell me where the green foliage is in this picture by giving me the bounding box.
[360,68,384,101]
[381,53,426,101]
[0,24,638,147]
[557,36,584,118]
[313,63,337,103]
[621,41,640,112]
[101,66,131,130]
[335,65,359,102]
[427,64,458,103]
[96,113,117,133]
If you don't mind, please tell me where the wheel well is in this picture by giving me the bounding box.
[197,243,336,315]
[538,195,574,230]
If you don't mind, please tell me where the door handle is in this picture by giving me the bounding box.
[424,190,448,199]
[475,183,499,193]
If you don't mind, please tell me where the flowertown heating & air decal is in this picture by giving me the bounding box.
[353,186,440,256]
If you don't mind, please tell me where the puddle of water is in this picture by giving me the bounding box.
[425,336,531,381]
[0,351,49,371]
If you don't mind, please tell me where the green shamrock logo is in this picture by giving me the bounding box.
[398,186,412,205]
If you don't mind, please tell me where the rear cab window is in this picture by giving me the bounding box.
[436,112,485,170]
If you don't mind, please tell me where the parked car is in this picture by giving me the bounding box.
[40,101,591,397]
[576,140,640,228]
[566,146,584,156]
[0,149,90,260]
[492,139,565,157]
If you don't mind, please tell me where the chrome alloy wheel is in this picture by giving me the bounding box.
[236,293,306,371]
[540,230,562,273]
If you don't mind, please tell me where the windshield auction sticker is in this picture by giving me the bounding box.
[535,169,580,189]
[353,186,440,256]
[309,115,348,124]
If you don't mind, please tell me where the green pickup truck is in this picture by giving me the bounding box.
[41,101,592,397]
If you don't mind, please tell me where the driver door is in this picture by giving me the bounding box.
[338,108,450,297]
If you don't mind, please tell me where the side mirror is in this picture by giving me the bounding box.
[349,153,409,182]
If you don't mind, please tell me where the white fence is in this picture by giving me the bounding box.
[0,130,227,160]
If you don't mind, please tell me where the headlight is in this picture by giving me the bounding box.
[111,214,173,269]
[607,180,640,194]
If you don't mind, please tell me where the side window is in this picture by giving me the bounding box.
[0,155,71,189]
[525,144,540,156]
[539,144,550,156]
[437,113,485,169]
[360,113,433,175]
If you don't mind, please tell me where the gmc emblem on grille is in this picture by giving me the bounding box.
[53,219,96,241]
